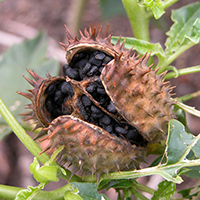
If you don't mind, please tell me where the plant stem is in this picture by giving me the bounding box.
[178,90,200,102]
[163,0,180,10]
[134,182,155,195]
[164,65,200,79]
[0,183,77,200]
[122,0,150,41]
[67,0,86,35]
[158,42,194,73]
[0,98,49,164]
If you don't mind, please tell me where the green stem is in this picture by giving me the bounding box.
[164,65,200,79]
[177,90,200,102]
[134,182,155,195]
[67,0,86,35]
[0,183,77,200]
[0,185,22,200]
[163,0,180,10]
[158,42,194,73]
[0,98,49,164]
[122,0,150,41]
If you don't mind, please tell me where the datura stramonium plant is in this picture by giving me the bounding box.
[18,25,175,180]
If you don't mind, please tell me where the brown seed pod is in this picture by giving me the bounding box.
[101,52,175,142]
[18,25,175,180]
[39,115,145,179]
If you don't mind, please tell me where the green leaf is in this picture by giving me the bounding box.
[64,184,82,200]
[178,186,200,199]
[151,180,176,200]
[15,184,45,200]
[141,0,165,19]
[107,180,133,190]
[111,36,165,63]
[166,120,196,164]
[0,31,59,137]
[183,166,200,180]
[71,183,110,200]
[30,157,59,183]
[165,2,200,55]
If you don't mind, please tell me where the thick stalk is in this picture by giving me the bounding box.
[122,0,150,41]
[67,0,86,35]
[0,184,76,200]
[0,98,49,164]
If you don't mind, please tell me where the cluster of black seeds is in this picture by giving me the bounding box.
[45,81,74,119]
[61,50,146,146]
[78,94,145,146]
[63,50,113,81]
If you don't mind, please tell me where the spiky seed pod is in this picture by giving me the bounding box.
[40,115,145,179]
[101,52,175,142]
[19,25,175,180]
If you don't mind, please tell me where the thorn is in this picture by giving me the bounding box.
[96,173,101,185]
[142,52,151,64]
[48,126,60,139]
[39,145,51,155]
[115,36,121,47]
[84,27,89,37]
[96,26,102,40]
[26,69,42,81]
[23,76,37,87]
[119,39,126,50]
[68,166,79,181]
[59,42,67,50]
[17,91,33,101]
[105,24,110,37]
[79,30,85,38]
[64,24,74,42]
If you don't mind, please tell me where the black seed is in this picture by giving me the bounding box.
[89,56,102,67]
[46,83,56,95]
[45,96,54,112]
[62,64,70,76]
[71,52,86,63]
[91,105,102,114]
[97,87,106,95]
[99,96,107,104]
[95,52,105,60]
[105,125,113,133]
[52,106,62,118]
[115,126,128,135]
[78,103,89,120]
[60,82,74,96]
[64,67,79,79]
[81,62,91,74]
[91,112,104,118]
[126,130,138,140]
[54,90,64,104]
[103,56,112,64]
[93,50,101,55]
[87,66,99,76]
[77,59,88,69]
[81,95,92,107]
[86,84,97,93]
[99,114,111,125]
[107,101,117,113]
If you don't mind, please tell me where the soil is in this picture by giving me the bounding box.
[0,0,200,199]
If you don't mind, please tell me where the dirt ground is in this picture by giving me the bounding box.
[0,0,200,199]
